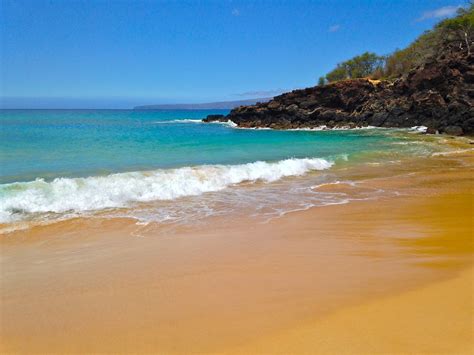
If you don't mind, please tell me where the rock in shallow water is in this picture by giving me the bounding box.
[443,125,464,136]
[203,114,226,122]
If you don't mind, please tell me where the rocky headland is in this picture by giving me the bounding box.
[205,51,474,135]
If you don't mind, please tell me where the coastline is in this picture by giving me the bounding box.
[1,146,473,353]
[2,3,473,353]
[204,50,473,135]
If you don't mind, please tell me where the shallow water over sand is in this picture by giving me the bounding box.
[0,109,466,232]
[1,149,472,353]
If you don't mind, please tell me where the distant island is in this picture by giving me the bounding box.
[134,98,272,110]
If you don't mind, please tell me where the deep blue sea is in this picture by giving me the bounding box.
[0,109,449,229]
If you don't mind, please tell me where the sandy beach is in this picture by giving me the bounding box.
[1,147,473,354]
[2,1,473,353]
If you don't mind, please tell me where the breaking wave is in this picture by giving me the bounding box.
[0,157,333,222]
[154,119,203,124]
[153,119,237,127]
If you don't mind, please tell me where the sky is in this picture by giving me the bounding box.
[0,0,466,108]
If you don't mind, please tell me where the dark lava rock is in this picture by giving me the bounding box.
[203,114,226,122]
[443,125,464,136]
[204,49,474,135]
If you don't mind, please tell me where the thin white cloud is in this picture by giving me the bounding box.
[328,24,341,33]
[232,8,240,16]
[416,5,461,22]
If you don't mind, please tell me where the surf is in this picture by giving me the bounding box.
[0,157,333,222]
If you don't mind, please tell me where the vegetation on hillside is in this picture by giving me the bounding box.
[320,52,385,84]
[318,3,473,85]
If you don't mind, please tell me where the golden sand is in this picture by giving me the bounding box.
[1,150,473,354]
[232,266,473,354]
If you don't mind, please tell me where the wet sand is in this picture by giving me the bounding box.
[1,150,473,353]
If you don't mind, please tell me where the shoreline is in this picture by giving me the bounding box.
[1,149,473,353]
[205,49,473,136]
[1,130,472,235]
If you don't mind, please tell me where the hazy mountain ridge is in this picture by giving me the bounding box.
[134,98,272,110]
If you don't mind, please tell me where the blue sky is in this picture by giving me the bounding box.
[0,0,465,108]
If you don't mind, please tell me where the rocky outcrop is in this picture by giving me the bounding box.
[204,51,474,135]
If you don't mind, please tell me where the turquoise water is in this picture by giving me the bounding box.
[0,109,444,227]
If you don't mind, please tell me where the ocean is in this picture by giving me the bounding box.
[0,109,452,231]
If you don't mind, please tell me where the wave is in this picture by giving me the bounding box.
[431,148,474,156]
[311,180,356,189]
[235,125,379,131]
[153,119,381,131]
[208,120,238,128]
[410,126,428,133]
[153,119,203,124]
[0,157,333,223]
[286,125,377,131]
[153,119,237,128]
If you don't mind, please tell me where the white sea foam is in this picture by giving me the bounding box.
[159,119,379,131]
[288,125,378,131]
[0,157,333,223]
[311,180,356,189]
[432,148,474,156]
[153,119,238,128]
[286,125,328,131]
[410,126,428,133]
[208,120,238,128]
[154,119,203,124]
[237,125,378,131]
[235,126,273,130]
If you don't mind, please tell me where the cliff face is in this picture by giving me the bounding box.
[205,51,474,135]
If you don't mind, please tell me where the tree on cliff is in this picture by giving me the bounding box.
[438,4,474,55]
[325,52,385,82]
[383,30,440,78]
[384,4,473,77]
[320,3,473,82]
